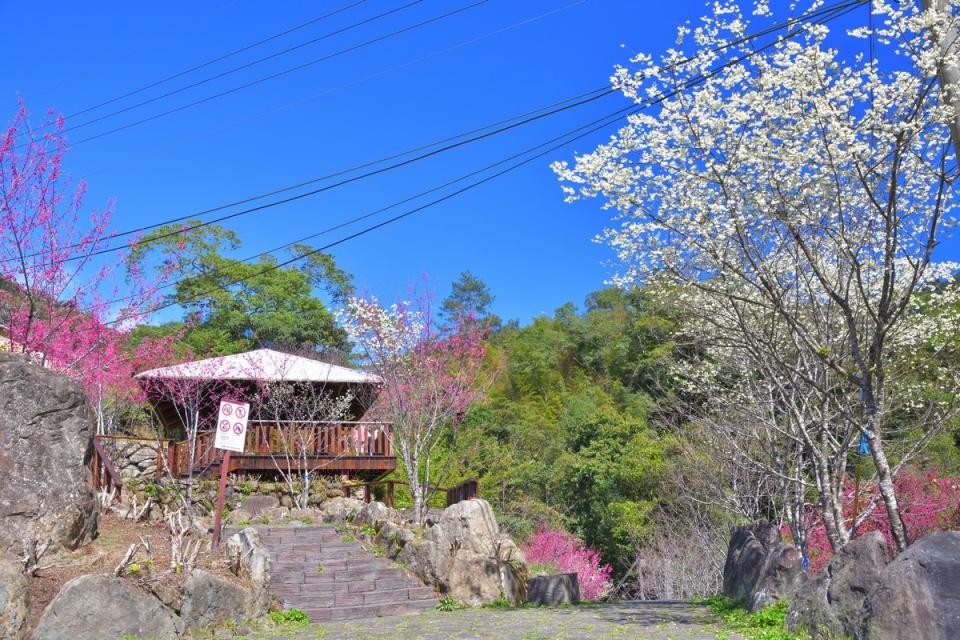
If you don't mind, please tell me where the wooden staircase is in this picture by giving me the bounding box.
[225,525,438,622]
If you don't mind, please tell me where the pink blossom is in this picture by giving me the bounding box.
[523,527,613,601]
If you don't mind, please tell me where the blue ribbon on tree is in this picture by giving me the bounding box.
[859,431,870,455]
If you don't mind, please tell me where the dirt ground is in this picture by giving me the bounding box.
[23,510,238,633]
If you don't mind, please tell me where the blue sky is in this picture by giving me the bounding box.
[2,0,874,325]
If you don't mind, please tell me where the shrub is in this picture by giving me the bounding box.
[521,527,613,600]
[434,596,466,612]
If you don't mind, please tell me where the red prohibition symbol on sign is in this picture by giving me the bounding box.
[233,423,244,435]
[235,406,246,419]
[219,420,230,432]
[221,404,233,417]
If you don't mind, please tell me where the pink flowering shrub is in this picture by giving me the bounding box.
[522,527,613,600]
[785,467,960,573]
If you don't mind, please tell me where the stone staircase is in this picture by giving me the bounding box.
[225,525,438,622]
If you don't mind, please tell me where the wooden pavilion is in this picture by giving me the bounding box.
[133,348,395,481]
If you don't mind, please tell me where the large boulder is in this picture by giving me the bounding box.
[0,354,98,553]
[786,532,888,638]
[440,499,526,606]
[723,521,805,612]
[32,574,181,640]
[0,556,28,640]
[397,525,452,590]
[225,527,273,586]
[180,569,269,629]
[439,499,501,555]
[862,531,960,640]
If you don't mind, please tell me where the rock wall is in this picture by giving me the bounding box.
[100,438,159,479]
[0,353,98,553]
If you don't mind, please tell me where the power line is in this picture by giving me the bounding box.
[62,0,425,134]
[60,1,372,122]
[63,0,490,148]
[11,0,865,269]
[12,0,865,360]
[98,0,866,323]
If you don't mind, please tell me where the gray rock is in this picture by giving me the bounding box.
[0,354,99,553]
[723,521,805,612]
[786,532,888,638]
[236,494,279,517]
[225,527,273,586]
[0,556,28,640]
[439,500,527,606]
[356,501,399,529]
[863,531,960,640]
[527,573,581,605]
[397,532,452,591]
[180,569,268,630]
[439,499,500,556]
[32,574,181,640]
[320,497,364,521]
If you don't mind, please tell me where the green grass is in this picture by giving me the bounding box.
[268,608,310,628]
[702,596,806,640]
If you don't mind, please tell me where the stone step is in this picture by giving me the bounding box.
[249,525,437,623]
[292,596,439,622]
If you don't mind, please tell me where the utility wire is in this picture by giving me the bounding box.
[58,1,371,122]
[9,0,865,269]
[62,0,425,134]
[12,0,865,359]
[63,0,489,148]
[95,0,866,324]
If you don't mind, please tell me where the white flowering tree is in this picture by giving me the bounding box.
[553,0,960,553]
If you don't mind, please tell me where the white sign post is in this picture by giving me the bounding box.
[213,399,249,548]
[214,400,249,452]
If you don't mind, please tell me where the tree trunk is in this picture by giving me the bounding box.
[865,425,909,552]
[919,0,960,161]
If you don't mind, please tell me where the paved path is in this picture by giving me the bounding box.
[253,601,739,639]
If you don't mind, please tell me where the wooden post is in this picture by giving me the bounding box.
[386,481,395,508]
[363,483,371,504]
[212,451,231,550]
[92,443,101,492]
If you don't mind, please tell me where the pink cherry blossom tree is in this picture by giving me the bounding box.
[0,104,174,427]
[340,285,488,523]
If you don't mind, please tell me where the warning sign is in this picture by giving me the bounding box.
[214,400,249,453]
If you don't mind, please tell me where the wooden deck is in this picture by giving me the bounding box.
[94,420,397,480]
[163,421,396,480]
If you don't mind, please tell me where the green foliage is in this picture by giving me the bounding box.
[127,223,353,355]
[341,535,355,543]
[358,523,377,538]
[704,596,804,640]
[434,596,467,612]
[441,287,682,571]
[441,270,498,328]
[268,608,310,627]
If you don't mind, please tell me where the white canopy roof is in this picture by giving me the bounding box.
[135,348,381,384]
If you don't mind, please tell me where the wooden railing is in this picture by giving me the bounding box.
[166,421,393,477]
[351,477,480,509]
[91,434,123,500]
